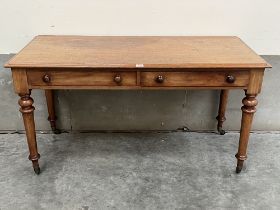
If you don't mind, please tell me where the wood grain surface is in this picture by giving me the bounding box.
[5,35,271,69]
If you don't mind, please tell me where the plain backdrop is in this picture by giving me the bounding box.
[0,0,279,54]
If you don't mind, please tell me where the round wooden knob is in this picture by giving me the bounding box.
[226,75,235,83]
[114,74,122,84]
[155,75,164,83]
[42,74,51,83]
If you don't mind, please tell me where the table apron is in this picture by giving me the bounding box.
[26,69,251,90]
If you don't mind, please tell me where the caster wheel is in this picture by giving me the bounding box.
[236,166,242,174]
[218,128,226,135]
[53,129,61,134]
[219,129,226,135]
[34,167,41,175]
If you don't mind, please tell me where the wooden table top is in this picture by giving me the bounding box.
[5,35,271,69]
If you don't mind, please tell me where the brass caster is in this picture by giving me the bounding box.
[218,127,226,135]
[236,166,242,174]
[34,167,41,175]
[52,128,61,134]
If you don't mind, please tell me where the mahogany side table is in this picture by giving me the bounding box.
[4,36,271,174]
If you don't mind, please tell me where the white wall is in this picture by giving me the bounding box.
[0,0,279,54]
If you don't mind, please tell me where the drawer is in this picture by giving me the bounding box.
[140,71,250,87]
[27,70,137,87]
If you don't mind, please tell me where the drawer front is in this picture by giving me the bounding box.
[27,70,137,87]
[141,71,249,87]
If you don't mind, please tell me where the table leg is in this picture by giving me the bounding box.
[216,90,229,135]
[19,91,41,174]
[45,90,60,134]
[235,92,258,173]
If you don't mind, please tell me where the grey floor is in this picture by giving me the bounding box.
[0,132,279,210]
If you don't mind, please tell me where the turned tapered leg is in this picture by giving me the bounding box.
[216,90,229,135]
[235,93,258,173]
[19,92,40,174]
[45,90,60,134]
